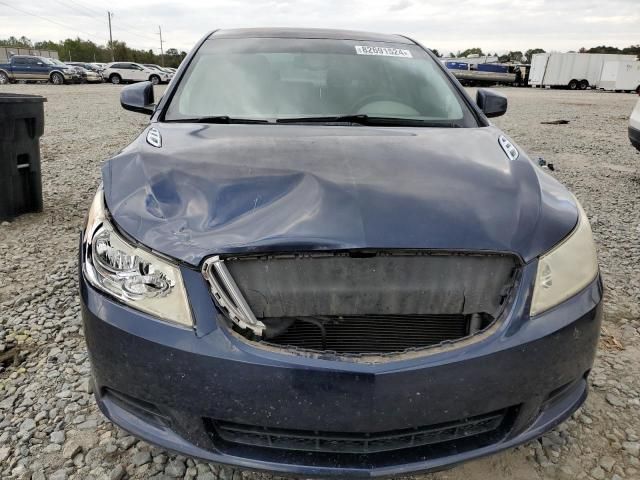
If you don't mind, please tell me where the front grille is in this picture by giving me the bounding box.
[204,251,518,356]
[205,410,508,455]
[263,314,478,354]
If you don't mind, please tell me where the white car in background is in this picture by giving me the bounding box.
[630,96,640,151]
[142,64,175,80]
[102,62,170,85]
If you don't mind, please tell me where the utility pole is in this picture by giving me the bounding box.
[107,11,114,62]
[158,26,164,67]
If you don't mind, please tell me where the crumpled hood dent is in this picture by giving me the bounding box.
[103,124,578,267]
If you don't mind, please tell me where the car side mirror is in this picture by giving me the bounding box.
[120,81,155,115]
[476,89,508,118]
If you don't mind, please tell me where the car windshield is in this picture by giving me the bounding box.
[164,38,476,127]
[43,58,57,65]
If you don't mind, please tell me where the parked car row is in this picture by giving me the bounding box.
[0,55,176,85]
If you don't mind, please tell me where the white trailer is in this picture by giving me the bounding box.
[598,61,640,93]
[528,53,550,86]
[529,53,636,90]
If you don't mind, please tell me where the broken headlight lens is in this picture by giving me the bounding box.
[83,188,192,327]
[530,199,599,317]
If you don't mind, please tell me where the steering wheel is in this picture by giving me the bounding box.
[348,93,418,115]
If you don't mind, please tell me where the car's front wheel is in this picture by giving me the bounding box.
[149,75,160,85]
[50,72,64,85]
[0,71,9,84]
[110,74,122,85]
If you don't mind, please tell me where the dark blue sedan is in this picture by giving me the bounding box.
[80,28,602,478]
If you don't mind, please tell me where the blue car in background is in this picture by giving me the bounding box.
[79,28,603,478]
[0,55,78,85]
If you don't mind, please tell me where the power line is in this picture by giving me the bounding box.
[50,0,113,46]
[110,16,160,43]
[1,1,161,52]
[112,25,158,44]
[51,0,164,45]
[49,0,158,47]
[62,0,104,18]
[52,0,103,21]
[0,1,105,42]
[115,20,156,41]
[54,0,161,44]
[2,1,178,55]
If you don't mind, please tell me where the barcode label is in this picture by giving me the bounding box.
[355,46,413,58]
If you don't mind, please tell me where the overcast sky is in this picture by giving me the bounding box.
[1,0,638,55]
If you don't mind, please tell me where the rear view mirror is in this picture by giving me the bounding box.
[476,89,508,118]
[120,81,155,115]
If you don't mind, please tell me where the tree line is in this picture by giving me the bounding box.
[445,45,640,63]
[0,36,187,68]
[4,35,638,67]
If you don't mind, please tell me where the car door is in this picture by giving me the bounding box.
[109,63,128,80]
[130,64,147,81]
[30,58,50,80]
[11,57,31,79]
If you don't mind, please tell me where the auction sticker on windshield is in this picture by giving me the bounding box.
[355,45,413,58]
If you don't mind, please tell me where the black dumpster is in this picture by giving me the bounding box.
[0,93,46,221]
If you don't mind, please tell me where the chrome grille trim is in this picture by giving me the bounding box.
[202,256,265,335]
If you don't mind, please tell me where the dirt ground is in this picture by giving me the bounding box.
[0,83,638,480]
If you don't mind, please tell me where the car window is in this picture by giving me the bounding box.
[165,38,475,126]
[13,57,28,65]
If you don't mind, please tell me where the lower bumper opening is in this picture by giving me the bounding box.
[260,313,494,355]
[102,388,169,428]
[203,407,519,468]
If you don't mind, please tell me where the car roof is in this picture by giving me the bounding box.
[208,28,415,45]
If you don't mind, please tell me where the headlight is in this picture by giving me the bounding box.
[530,199,599,316]
[83,188,192,327]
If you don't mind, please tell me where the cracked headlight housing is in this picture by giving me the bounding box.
[530,199,599,317]
[83,188,192,327]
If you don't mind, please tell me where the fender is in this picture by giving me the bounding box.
[49,69,68,78]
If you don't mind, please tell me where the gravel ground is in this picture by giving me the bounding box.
[0,83,639,480]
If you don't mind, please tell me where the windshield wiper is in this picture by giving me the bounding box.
[276,115,459,127]
[168,116,270,124]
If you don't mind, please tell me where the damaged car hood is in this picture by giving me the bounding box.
[102,123,578,267]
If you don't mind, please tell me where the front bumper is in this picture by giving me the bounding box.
[65,72,81,83]
[85,74,103,83]
[80,255,603,478]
